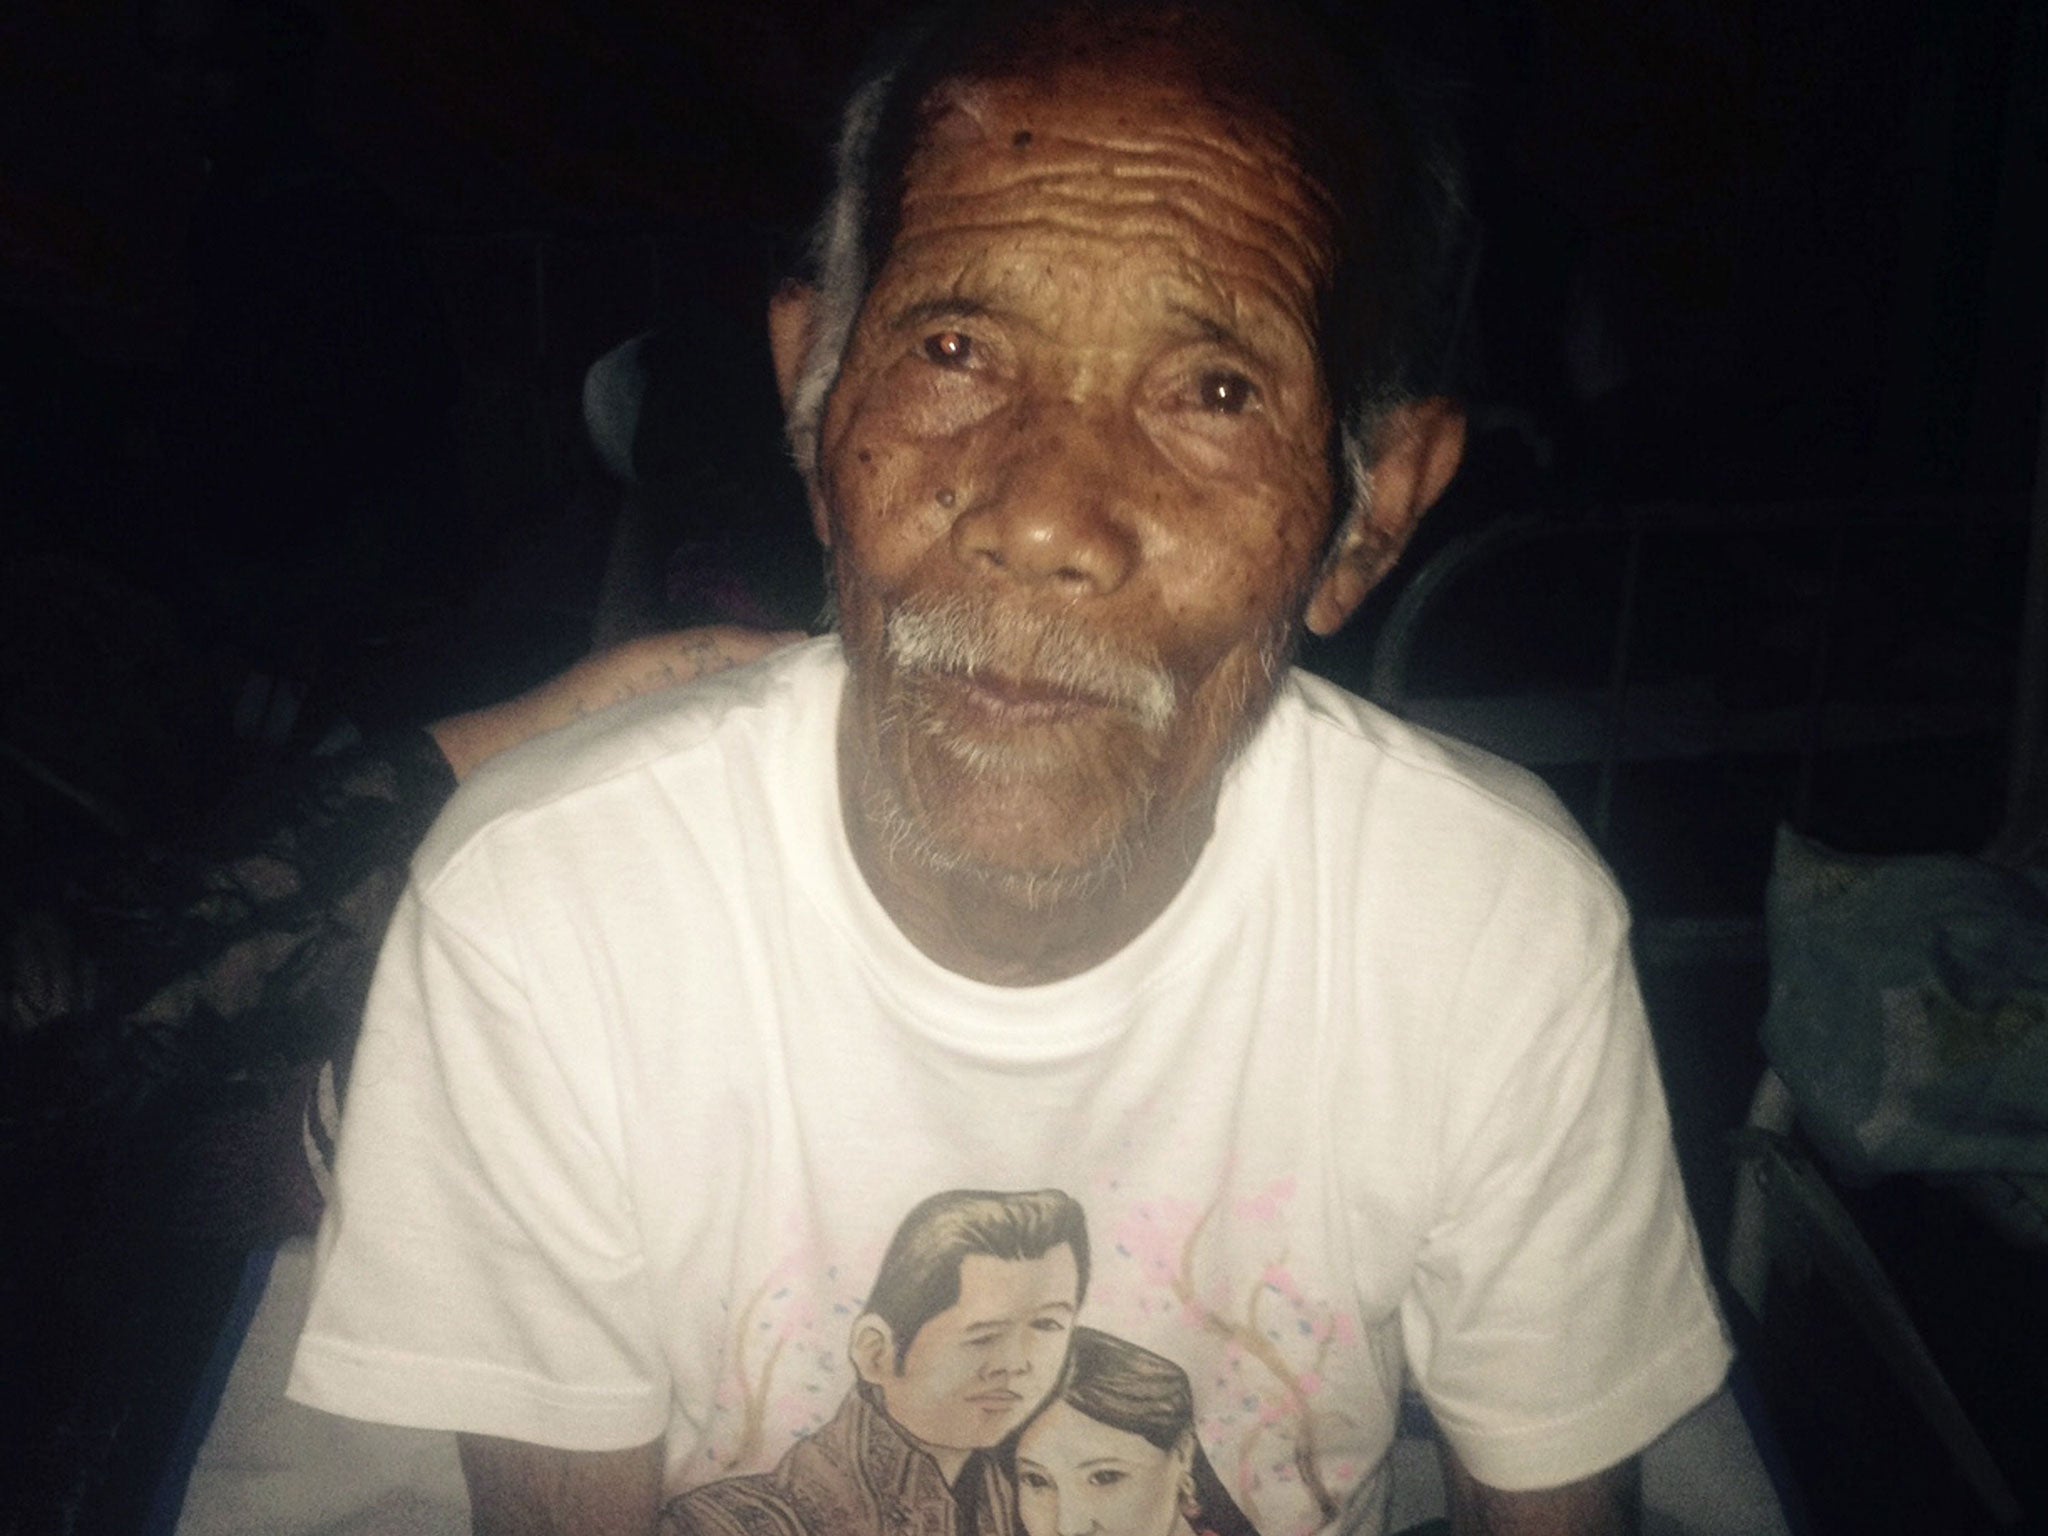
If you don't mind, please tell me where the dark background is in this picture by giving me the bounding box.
[5,0,2042,866]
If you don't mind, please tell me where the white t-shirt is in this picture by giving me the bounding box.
[289,638,1729,1536]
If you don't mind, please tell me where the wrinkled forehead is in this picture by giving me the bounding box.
[891,55,1338,317]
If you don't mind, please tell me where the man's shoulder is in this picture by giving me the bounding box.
[1275,668,1608,878]
[413,637,841,887]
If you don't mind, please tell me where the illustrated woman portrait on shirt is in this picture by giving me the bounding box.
[1009,1327,1261,1536]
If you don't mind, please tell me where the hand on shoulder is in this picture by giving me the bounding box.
[429,627,808,783]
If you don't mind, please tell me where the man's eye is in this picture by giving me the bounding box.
[1030,1316,1068,1334]
[923,330,976,368]
[1197,370,1258,414]
[1087,1469,1129,1488]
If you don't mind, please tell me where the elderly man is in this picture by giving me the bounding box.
[289,3,1731,1534]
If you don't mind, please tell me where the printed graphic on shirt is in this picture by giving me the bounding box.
[1096,1181,1368,1528]
[663,1188,1266,1536]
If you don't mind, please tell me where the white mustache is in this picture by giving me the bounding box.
[884,598,1177,733]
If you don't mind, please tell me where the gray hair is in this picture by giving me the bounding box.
[782,72,891,497]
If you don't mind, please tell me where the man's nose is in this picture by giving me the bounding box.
[948,404,1142,597]
[986,1328,1034,1379]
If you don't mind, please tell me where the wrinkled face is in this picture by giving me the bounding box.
[819,55,1338,895]
[1016,1401,1193,1536]
[873,1247,1081,1454]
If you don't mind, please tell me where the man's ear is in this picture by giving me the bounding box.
[1304,397,1466,638]
[849,1314,896,1387]
[768,283,835,548]
[769,284,818,419]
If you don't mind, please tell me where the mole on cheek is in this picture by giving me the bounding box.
[1012,129,1033,150]
[936,487,957,508]
[857,449,873,465]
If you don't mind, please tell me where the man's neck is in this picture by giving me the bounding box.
[930,1443,971,1486]
[857,1382,973,1485]
[838,740,1216,988]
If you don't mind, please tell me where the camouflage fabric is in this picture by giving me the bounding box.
[4,730,455,1536]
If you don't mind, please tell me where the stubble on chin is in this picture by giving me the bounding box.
[847,606,1163,913]
[849,595,1298,912]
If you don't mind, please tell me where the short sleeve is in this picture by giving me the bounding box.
[1400,903,1731,1491]
[287,873,669,1450]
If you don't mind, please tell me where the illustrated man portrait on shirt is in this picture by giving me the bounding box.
[289,3,1732,1534]
[667,1188,1087,1536]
